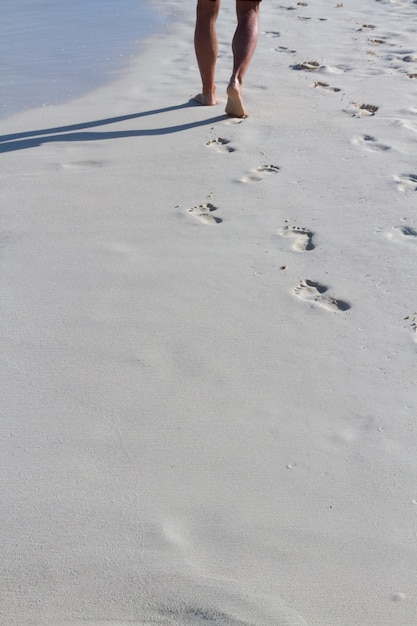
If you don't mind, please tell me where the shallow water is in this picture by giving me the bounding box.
[0,0,166,119]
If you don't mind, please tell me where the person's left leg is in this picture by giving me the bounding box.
[194,0,221,105]
[226,0,260,118]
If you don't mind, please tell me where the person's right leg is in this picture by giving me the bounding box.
[226,0,260,118]
[194,0,221,106]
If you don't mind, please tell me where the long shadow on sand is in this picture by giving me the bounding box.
[0,102,228,153]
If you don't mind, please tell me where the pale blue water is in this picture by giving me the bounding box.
[0,0,167,119]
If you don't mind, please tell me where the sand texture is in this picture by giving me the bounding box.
[1,0,417,624]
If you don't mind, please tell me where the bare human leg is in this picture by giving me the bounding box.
[194,0,221,106]
[226,1,260,118]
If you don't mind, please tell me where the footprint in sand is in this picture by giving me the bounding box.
[402,54,417,63]
[293,61,348,73]
[323,64,352,75]
[263,30,281,38]
[401,119,417,133]
[312,81,342,93]
[278,225,315,251]
[188,202,222,225]
[358,24,376,31]
[352,134,391,151]
[62,603,307,626]
[394,173,417,192]
[291,60,321,71]
[205,137,235,154]
[358,103,379,115]
[404,314,417,342]
[294,279,350,312]
[387,225,417,245]
[275,45,297,54]
[224,118,244,126]
[368,37,393,46]
[148,593,308,626]
[344,102,379,117]
[241,164,280,183]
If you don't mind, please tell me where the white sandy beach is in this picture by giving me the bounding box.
[1,0,417,624]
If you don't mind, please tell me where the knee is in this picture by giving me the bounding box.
[236,1,260,17]
[197,0,220,17]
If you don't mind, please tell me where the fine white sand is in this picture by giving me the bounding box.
[1,0,417,624]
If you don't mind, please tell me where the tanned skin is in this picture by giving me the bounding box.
[194,0,261,118]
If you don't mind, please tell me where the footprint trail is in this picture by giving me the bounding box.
[188,203,222,225]
[294,279,350,312]
[241,164,280,183]
[352,134,391,152]
[205,137,235,154]
[394,174,417,192]
[279,225,315,251]
[387,225,417,246]
[405,314,417,342]
[312,81,341,93]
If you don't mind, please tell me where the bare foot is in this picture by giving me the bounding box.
[225,82,247,118]
[192,92,217,106]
